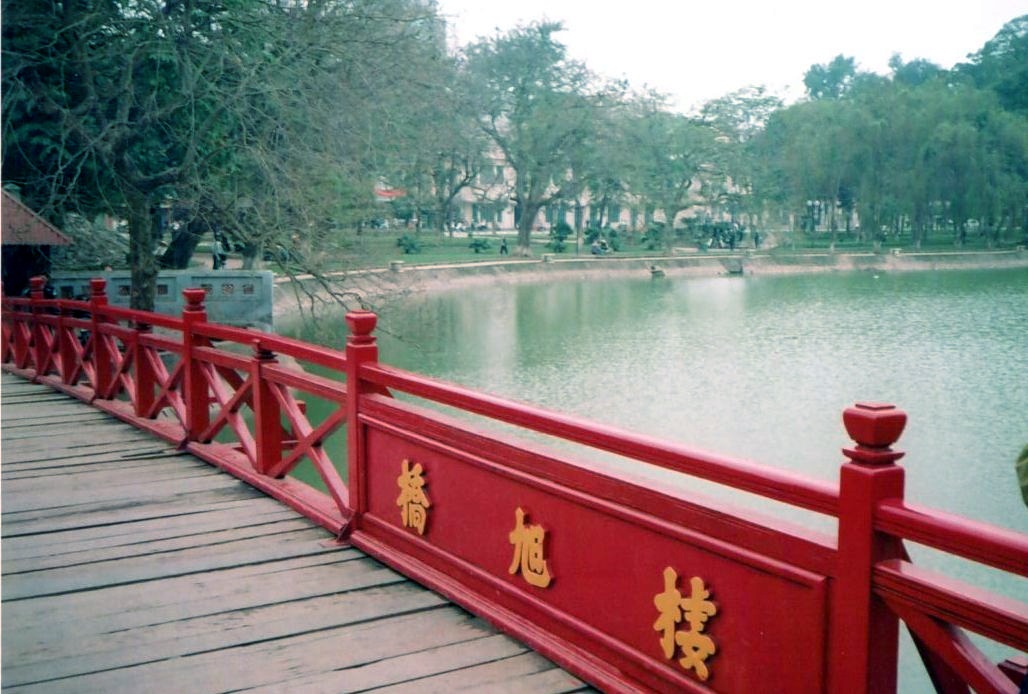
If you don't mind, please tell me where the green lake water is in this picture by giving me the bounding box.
[282,266,1027,690]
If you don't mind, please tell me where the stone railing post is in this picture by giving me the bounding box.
[182,288,210,441]
[251,339,282,476]
[89,278,112,399]
[345,311,379,525]
[829,402,907,693]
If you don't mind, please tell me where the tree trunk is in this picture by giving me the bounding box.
[159,219,206,269]
[241,240,262,270]
[127,192,158,311]
[517,202,541,255]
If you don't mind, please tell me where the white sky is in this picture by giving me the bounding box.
[436,0,1028,111]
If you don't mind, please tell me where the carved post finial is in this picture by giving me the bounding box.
[252,338,275,361]
[842,402,907,466]
[345,310,377,346]
[183,287,207,312]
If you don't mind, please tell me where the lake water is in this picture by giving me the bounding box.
[282,266,1028,690]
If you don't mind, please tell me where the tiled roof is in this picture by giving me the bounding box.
[1,189,72,245]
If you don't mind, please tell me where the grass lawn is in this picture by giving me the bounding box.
[303,229,674,271]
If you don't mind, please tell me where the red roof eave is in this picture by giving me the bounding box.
[1,190,73,245]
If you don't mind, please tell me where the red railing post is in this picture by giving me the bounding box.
[29,276,47,377]
[182,288,210,441]
[345,311,379,526]
[59,299,77,385]
[12,297,29,369]
[830,402,907,693]
[252,339,282,475]
[89,278,112,398]
[133,320,156,417]
[0,282,11,365]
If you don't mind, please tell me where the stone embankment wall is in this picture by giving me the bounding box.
[274,249,1028,317]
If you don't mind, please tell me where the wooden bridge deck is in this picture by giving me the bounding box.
[0,375,589,693]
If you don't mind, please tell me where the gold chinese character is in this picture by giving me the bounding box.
[507,507,552,588]
[396,459,430,535]
[653,567,717,681]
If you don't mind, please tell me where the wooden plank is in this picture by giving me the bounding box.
[1,410,115,426]
[2,516,317,574]
[2,457,220,488]
[0,439,172,467]
[246,632,533,693]
[3,583,448,688]
[1,472,250,514]
[3,554,362,635]
[8,607,513,693]
[0,420,155,441]
[372,653,589,694]
[1,487,267,536]
[1,501,299,560]
[2,457,220,487]
[2,456,213,481]
[0,381,57,392]
[5,442,196,465]
[2,432,169,453]
[2,526,338,600]
[2,402,111,418]
[1,392,74,405]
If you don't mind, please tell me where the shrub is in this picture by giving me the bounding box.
[642,224,665,251]
[468,238,491,253]
[606,227,622,251]
[548,221,572,252]
[396,234,421,254]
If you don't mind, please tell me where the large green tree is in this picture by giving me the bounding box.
[462,22,600,254]
[958,14,1028,114]
[621,92,717,241]
[3,0,443,309]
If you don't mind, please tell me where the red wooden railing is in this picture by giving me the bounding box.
[3,277,1026,694]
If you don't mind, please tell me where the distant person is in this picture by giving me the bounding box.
[1018,444,1028,508]
[753,231,761,249]
[500,238,509,255]
[212,234,227,269]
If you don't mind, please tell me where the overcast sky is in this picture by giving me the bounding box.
[436,0,1027,111]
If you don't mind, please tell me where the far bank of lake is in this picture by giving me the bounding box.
[274,247,1028,314]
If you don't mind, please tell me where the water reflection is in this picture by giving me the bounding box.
[311,268,1028,538]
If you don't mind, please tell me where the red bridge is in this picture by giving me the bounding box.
[3,276,1026,693]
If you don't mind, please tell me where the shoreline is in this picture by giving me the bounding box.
[273,247,1028,318]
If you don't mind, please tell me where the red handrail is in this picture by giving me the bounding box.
[876,499,1028,577]
[362,362,841,516]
